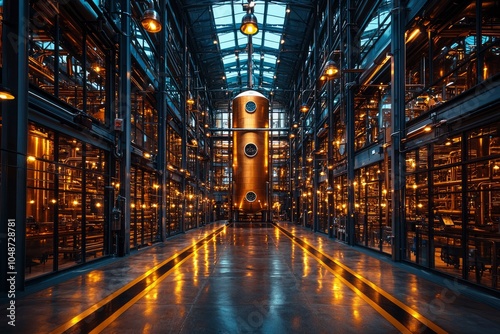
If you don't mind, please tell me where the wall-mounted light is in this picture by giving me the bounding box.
[300,103,309,113]
[321,60,339,81]
[91,62,104,74]
[141,0,162,33]
[74,112,93,129]
[187,94,195,107]
[0,85,15,100]
[406,27,421,44]
[324,60,339,77]
[403,123,433,142]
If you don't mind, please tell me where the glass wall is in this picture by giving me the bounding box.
[131,94,158,156]
[404,2,500,122]
[28,1,109,124]
[354,163,391,253]
[406,121,500,290]
[332,174,348,240]
[130,167,159,248]
[212,138,231,220]
[25,124,109,279]
[166,180,182,235]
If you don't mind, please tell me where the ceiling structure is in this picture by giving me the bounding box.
[176,0,316,109]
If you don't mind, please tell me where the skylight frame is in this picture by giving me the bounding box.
[212,1,287,93]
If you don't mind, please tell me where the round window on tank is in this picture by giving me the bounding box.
[244,143,258,157]
[245,191,257,202]
[245,100,257,113]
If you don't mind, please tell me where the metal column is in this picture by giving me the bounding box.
[118,0,132,256]
[326,0,334,237]
[390,0,407,261]
[180,24,188,233]
[0,0,29,292]
[346,0,356,245]
[312,1,320,232]
[157,0,168,242]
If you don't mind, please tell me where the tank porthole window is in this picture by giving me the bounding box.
[244,143,258,157]
[245,101,257,113]
[245,191,257,202]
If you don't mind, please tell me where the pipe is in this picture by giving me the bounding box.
[248,34,253,88]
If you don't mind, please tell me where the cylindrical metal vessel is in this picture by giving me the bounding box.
[232,90,269,214]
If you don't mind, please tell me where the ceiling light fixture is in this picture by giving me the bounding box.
[240,1,258,35]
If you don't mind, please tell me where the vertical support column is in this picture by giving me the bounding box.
[54,13,60,98]
[327,79,334,237]
[118,0,132,256]
[390,0,407,261]
[475,0,483,83]
[288,93,294,223]
[326,0,334,237]
[248,34,253,89]
[289,89,297,224]
[180,24,188,233]
[346,0,356,245]
[0,0,29,291]
[157,0,168,242]
[427,29,434,87]
[312,1,320,232]
[300,117,306,227]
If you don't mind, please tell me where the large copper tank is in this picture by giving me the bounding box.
[232,90,269,213]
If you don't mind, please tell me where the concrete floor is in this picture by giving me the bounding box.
[1,222,500,333]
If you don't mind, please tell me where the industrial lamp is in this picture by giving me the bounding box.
[323,60,339,79]
[187,94,195,107]
[300,103,309,113]
[0,85,15,100]
[240,13,258,35]
[240,1,258,35]
[141,0,161,33]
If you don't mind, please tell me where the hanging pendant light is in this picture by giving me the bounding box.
[240,12,258,35]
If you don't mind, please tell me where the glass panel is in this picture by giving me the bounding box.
[355,164,390,253]
[212,1,286,93]
[333,174,348,241]
[83,144,106,261]
[434,136,462,168]
[28,3,108,124]
[26,127,56,279]
[167,180,182,235]
[58,138,85,268]
[404,4,500,121]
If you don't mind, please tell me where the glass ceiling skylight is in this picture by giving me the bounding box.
[212,1,286,92]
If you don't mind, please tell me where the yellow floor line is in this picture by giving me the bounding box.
[277,226,448,334]
[50,227,224,334]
